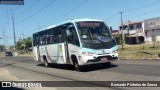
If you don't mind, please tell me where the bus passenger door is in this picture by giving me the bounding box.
[35,45,40,61]
[62,25,70,63]
[62,23,80,64]
[65,24,80,63]
[35,35,41,62]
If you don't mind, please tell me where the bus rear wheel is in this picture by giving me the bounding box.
[43,56,50,67]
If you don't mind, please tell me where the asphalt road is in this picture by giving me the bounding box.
[0,56,160,90]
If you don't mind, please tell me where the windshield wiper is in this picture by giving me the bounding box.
[89,33,93,40]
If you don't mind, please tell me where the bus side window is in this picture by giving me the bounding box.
[53,26,62,43]
[66,26,74,44]
[49,35,53,44]
[46,35,48,44]
[67,24,80,46]
[40,31,46,45]
[33,34,39,46]
[40,36,43,45]
[73,30,80,46]
[43,35,46,45]
[46,29,53,44]
[58,35,62,42]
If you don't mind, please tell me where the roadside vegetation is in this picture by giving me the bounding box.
[119,43,160,60]
[0,37,32,55]
[16,37,32,54]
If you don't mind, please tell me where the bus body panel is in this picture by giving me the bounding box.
[33,46,39,61]
[37,43,67,64]
[67,44,82,65]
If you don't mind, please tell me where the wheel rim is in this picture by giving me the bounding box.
[74,62,79,71]
[44,60,48,67]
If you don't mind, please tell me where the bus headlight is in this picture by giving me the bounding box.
[112,50,118,54]
[82,52,95,56]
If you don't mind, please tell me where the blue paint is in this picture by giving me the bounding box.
[98,37,104,43]
[81,48,97,54]
[82,45,118,54]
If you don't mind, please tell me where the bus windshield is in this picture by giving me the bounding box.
[76,21,116,49]
[77,21,112,42]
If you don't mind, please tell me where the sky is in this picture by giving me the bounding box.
[1,0,160,46]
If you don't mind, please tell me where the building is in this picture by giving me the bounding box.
[112,30,119,36]
[119,17,160,44]
[119,21,145,44]
[144,17,160,42]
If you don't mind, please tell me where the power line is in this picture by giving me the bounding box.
[1,0,41,33]
[41,0,89,30]
[124,1,160,12]
[0,14,6,27]
[1,0,32,30]
[16,0,56,24]
[2,10,9,28]
[15,0,41,18]
[25,0,89,36]
[106,1,160,22]
[129,7,160,20]
[106,13,118,22]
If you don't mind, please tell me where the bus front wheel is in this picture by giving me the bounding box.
[73,60,82,71]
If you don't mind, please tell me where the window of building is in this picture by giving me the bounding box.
[129,24,134,30]
[136,23,142,29]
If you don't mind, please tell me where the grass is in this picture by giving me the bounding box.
[119,43,160,60]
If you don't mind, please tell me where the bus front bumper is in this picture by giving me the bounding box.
[83,56,118,65]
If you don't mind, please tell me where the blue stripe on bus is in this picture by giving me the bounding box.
[81,45,118,54]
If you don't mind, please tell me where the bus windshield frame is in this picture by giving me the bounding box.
[76,21,112,41]
[76,21,116,49]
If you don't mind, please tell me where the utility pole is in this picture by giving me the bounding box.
[2,27,5,52]
[120,12,125,49]
[12,13,17,55]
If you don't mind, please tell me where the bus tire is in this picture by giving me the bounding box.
[43,56,50,67]
[73,60,82,71]
[72,56,82,71]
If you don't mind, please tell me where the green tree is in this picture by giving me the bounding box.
[0,45,4,52]
[25,37,32,48]
[16,40,23,50]
[16,37,32,53]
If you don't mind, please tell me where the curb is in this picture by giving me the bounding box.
[120,59,160,60]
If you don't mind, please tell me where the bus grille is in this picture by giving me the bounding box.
[83,40,117,49]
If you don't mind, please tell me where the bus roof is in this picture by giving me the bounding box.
[71,18,102,22]
[33,18,103,34]
[47,18,103,29]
